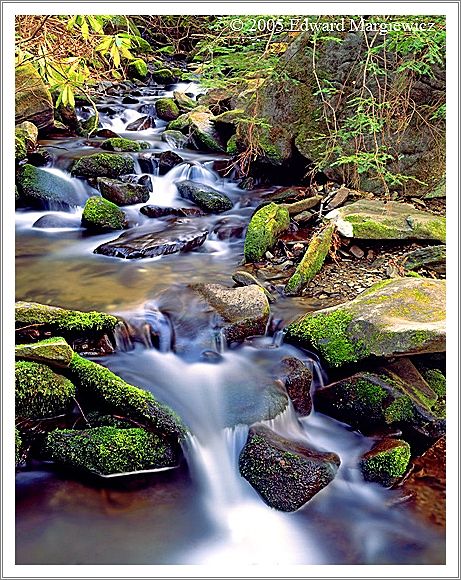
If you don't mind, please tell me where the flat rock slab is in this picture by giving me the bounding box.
[94,222,208,259]
[15,337,74,368]
[286,278,446,367]
[326,200,446,242]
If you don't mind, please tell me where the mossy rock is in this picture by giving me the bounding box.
[101,138,149,152]
[16,121,39,149]
[128,58,148,80]
[81,196,127,231]
[43,426,178,476]
[82,114,100,135]
[15,337,74,368]
[239,425,340,512]
[69,353,185,439]
[97,177,150,206]
[71,153,134,179]
[285,278,446,367]
[359,438,411,487]
[173,91,196,112]
[176,180,233,213]
[155,98,180,121]
[161,130,189,148]
[152,68,176,85]
[17,164,81,210]
[285,223,335,295]
[244,202,290,262]
[277,357,313,416]
[15,360,76,420]
[226,134,238,155]
[168,108,224,153]
[15,62,54,129]
[15,134,27,162]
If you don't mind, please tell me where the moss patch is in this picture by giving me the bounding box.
[359,439,411,487]
[155,98,180,121]
[128,58,148,79]
[71,153,134,178]
[101,138,148,152]
[81,196,127,231]
[244,202,290,262]
[15,337,74,368]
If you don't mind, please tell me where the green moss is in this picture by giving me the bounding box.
[152,68,175,84]
[82,115,99,134]
[345,215,401,239]
[15,428,23,467]
[15,134,27,162]
[44,426,177,475]
[384,395,415,423]
[226,134,238,155]
[15,336,74,367]
[155,98,180,121]
[71,153,134,178]
[286,310,368,367]
[81,196,127,231]
[360,440,411,487]
[285,223,335,295]
[423,369,446,397]
[15,360,76,419]
[244,202,290,262]
[69,353,185,439]
[128,58,148,79]
[100,138,147,152]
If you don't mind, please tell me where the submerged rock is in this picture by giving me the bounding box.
[15,337,74,368]
[359,438,411,487]
[193,283,270,343]
[43,426,178,476]
[94,221,208,259]
[285,278,446,367]
[140,205,204,218]
[97,177,150,206]
[17,164,81,210]
[101,137,149,152]
[326,200,446,242]
[82,196,128,231]
[15,62,54,129]
[176,180,233,213]
[239,425,340,512]
[72,153,134,179]
[244,203,290,262]
[276,357,313,416]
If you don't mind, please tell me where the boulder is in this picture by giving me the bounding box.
[176,180,233,213]
[43,426,178,476]
[285,223,335,295]
[126,115,156,131]
[168,107,224,152]
[94,221,208,259]
[15,133,27,162]
[15,337,74,368]
[158,150,184,175]
[140,205,204,218]
[72,153,134,179]
[15,62,54,129]
[97,177,150,206]
[81,196,127,231]
[400,245,446,273]
[16,121,38,150]
[285,278,446,367]
[33,214,81,229]
[326,200,446,242]
[100,138,149,152]
[127,58,148,80]
[161,129,189,148]
[17,164,81,210]
[155,98,180,121]
[15,360,76,420]
[276,357,313,416]
[243,203,290,262]
[152,68,176,85]
[239,425,340,511]
[192,283,270,343]
[173,91,197,112]
[359,438,411,487]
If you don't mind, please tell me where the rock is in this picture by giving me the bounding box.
[101,138,149,152]
[94,221,208,259]
[158,150,184,175]
[285,223,335,295]
[140,205,204,219]
[137,175,153,192]
[33,214,81,229]
[15,134,27,162]
[82,196,127,231]
[17,164,81,210]
[72,153,134,179]
[97,177,150,206]
[56,103,82,135]
[16,121,38,151]
[176,180,233,213]
[122,96,139,104]
[81,114,101,134]
[127,58,148,80]
[27,148,53,167]
[244,203,290,263]
[95,129,120,139]
[15,360,76,420]
[232,271,275,302]
[424,177,446,199]
[15,337,74,368]
[293,210,314,223]
[192,283,270,343]
[161,129,189,148]
[280,196,322,214]
[138,104,156,116]
[69,353,185,438]
[277,357,313,416]
[43,426,178,476]
[264,186,314,204]
[326,200,446,242]
[152,68,176,85]
[155,98,180,121]
[359,438,411,487]
[126,116,156,131]
[401,245,446,273]
[213,109,245,125]
[324,187,350,211]
[285,278,446,367]
[400,436,446,528]
[168,107,224,152]
[212,217,246,241]
[173,91,196,112]
[239,425,340,512]
[349,245,365,259]
[15,62,54,129]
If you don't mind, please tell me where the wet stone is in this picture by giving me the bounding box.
[158,150,184,175]
[126,116,156,131]
[140,205,204,219]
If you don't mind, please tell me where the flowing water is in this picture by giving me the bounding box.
[15,81,445,566]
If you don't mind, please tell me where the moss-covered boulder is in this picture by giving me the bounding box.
[17,164,82,210]
[15,360,76,420]
[15,134,27,162]
[81,196,127,231]
[71,153,134,179]
[276,357,313,416]
[155,98,180,121]
[152,68,176,85]
[244,203,290,262]
[176,180,233,213]
[69,353,185,439]
[97,177,150,206]
[100,138,149,152]
[326,200,446,242]
[239,425,340,512]
[162,129,189,148]
[15,121,38,162]
[128,58,148,80]
[285,223,335,295]
[15,62,54,129]
[193,283,270,343]
[285,278,446,367]
[168,107,224,152]
[359,439,411,487]
[173,91,196,112]
[43,426,177,476]
[15,337,74,368]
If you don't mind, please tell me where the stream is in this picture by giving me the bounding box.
[15,81,445,565]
